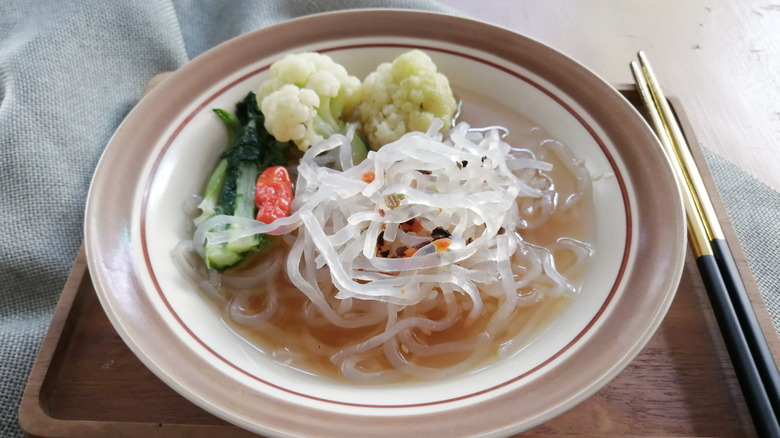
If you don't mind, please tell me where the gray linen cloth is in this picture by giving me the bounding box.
[1,1,778,437]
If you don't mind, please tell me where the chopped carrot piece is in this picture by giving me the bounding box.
[362,171,375,183]
[409,218,423,233]
[400,218,419,233]
[432,238,452,253]
[403,247,418,257]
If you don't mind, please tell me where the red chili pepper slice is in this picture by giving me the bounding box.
[255,166,293,224]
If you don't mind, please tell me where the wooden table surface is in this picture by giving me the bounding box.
[438,0,780,194]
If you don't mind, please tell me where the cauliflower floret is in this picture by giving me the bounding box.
[259,84,320,146]
[256,52,363,152]
[359,49,458,150]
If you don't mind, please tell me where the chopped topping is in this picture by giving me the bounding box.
[362,171,376,183]
[373,219,455,258]
[401,218,424,234]
[431,226,451,240]
[432,238,452,253]
[384,193,405,209]
[413,240,431,249]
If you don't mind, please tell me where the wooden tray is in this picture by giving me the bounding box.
[19,88,780,437]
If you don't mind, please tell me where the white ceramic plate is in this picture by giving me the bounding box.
[85,9,686,438]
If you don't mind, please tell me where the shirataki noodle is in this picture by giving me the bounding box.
[173,119,594,383]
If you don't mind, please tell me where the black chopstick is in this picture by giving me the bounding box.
[711,236,780,412]
[636,51,780,416]
[635,50,780,417]
[631,52,780,438]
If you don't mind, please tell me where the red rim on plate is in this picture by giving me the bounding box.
[85,9,685,438]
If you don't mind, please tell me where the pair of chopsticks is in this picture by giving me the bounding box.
[630,51,780,438]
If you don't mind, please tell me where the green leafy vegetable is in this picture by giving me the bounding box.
[195,91,289,272]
